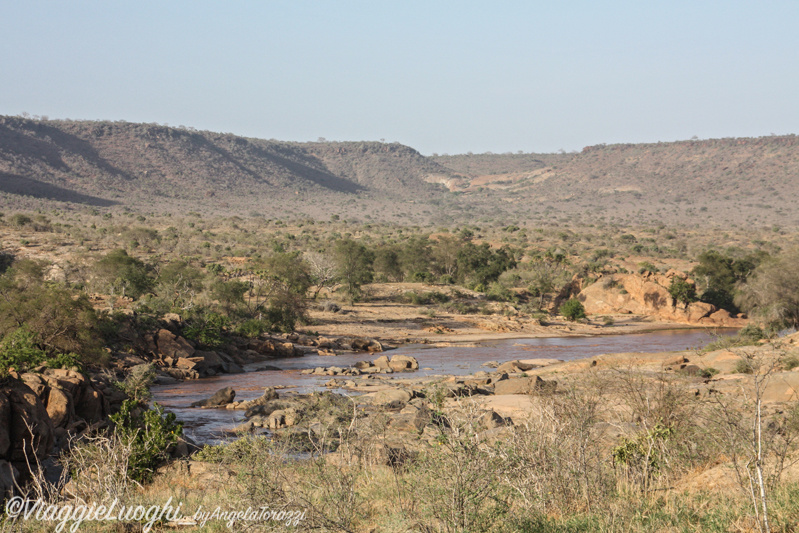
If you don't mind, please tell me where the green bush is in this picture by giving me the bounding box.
[0,328,48,375]
[235,318,270,338]
[110,400,183,483]
[183,310,228,348]
[560,299,587,321]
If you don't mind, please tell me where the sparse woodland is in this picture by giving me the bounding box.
[2,118,799,530]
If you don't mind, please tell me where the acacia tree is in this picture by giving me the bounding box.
[333,239,374,304]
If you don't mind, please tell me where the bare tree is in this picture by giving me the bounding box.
[304,251,338,300]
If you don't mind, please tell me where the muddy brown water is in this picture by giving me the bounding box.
[151,328,736,443]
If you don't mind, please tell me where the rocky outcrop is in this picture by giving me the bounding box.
[578,271,748,326]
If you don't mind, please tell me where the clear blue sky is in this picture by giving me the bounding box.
[1,1,797,154]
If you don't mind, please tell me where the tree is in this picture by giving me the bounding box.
[431,234,464,279]
[456,243,516,289]
[0,260,101,361]
[333,239,374,304]
[93,249,153,299]
[373,246,404,282]
[304,252,339,299]
[693,250,765,312]
[152,260,204,312]
[527,257,568,309]
[667,277,697,305]
[736,250,799,328]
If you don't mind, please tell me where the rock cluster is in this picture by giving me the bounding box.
[285,333,384,355]
[136,328,304,381]
[300,354,419,377]
[0,369,122,498]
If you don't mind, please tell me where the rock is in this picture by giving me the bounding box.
[687,302,715,322]
[388,355,419,372]
[4,380,55,461]
[225,362,245,374]
[156,329,195,359]
[0,460,18,498]
[191,387,236,408]
[193,351,228,374]
[237,387,279,413]
[45,387,72,429]
[493,376,557,395]
[372,355,391,369]
[365,388,412,407]
[351,338,384,353]
[495,360,535,374]
[482,361,499,368]
[478,410,506,430]
[0,394,10,457]
[175,357,203,371]
[163,368,200,380]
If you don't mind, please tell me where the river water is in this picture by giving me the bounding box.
[151,328,736,443]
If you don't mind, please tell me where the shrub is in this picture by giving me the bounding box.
[110,400,183,484]
[183,310,228,348]
[486,282,517,302]
[235,318,270,338]
[560,299,587,321]
[0,327,48,375]
[782,355,799,371]
[734,359,754,374]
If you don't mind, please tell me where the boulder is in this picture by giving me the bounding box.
[0,394,10,457]
[238,387,280,413]
[0,460,18,498]
[495,360,534,374]
[388,355,419,371]
[175,357,203,371]
[365,388,413,407]
[193,351,228,374]
[478,410,506,430]
[351,338,384,353]
[156,329,195,359]
[4,380,55,461]
[190,387,236,408]
[45,387,72,429]
[372,355,391,369]
[493,376,557,396]
[686,302,715,322]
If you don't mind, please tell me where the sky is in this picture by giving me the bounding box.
[1,1,797,155]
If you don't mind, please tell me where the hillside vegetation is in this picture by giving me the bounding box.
[1,115,798,228]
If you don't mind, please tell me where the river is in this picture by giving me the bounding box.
[151,328,736,443]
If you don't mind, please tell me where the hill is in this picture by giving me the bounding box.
[1,115,798,228]
[433,137,799,227]
[0,116,455,219]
